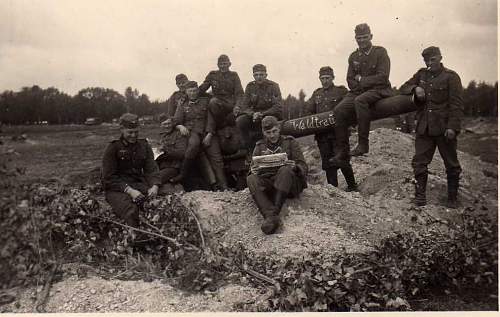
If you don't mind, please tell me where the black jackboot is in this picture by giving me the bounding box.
[325,168,339,187]
[341,166,358,192]
[169,158,193,183]
[414,173,427,207]
[329,125,351,169]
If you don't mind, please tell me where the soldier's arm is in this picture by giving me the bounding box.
[447,72,464,132]
[101,143,128,192]
[399,70,421,95]
[198,72,213,93]
[359,48,391,89]
[143,143,162,187]
[262,83,283,119]
[290,139,308,177]
[304,92,316,115]
[172,102,184,126]
[238,83,254,116]
[233,73,244,101]
[346,55,360,91]
[166,92,176,117]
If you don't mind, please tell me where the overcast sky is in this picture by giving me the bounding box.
[0,0,497,101]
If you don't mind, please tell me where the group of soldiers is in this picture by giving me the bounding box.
[102,23,463,234]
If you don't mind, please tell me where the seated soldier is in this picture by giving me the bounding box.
[217,115,249,190]
[172,81,228,190]
[247,116,308,235]
[102,113,160,227]
[234,64,283,155]
[156,117,187,194]
[199,54,244,130]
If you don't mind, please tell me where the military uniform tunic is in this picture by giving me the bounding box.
[400,65,463,177]
[102,137,161,225]
[199,70,244,103]
[238,79,283,118]
[305,84,351,173]
[166,90,186,117]
[156,129,188,182]
[247,135,308,215]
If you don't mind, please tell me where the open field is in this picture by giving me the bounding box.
[1,118,498,312]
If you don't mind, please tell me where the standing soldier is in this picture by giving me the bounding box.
[166,73,189,117]
[247,116,308,235]
[234,64,283,154]
[330,23,393,169]
[305,66,357,191]
[172,81,228,190]
[199,54,244,129]
[400,46,463,208]
[102,113,161,227]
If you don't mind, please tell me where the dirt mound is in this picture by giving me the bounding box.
[464,118,498,134]
[3,127,497,313]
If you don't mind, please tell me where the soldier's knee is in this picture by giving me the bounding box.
[236,114,251,129]
[208,97,220,111]
[246,174,260,190]
[277,165,295,178]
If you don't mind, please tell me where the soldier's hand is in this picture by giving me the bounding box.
[414,87,426,102]
[177,125,190,136]
[253,112,263,121]
[355,74,362,82]
[444,129,456,141]
[202,133,212,147]
[147,185,159,198]
[125,187,145,201]
[233,105,241,116]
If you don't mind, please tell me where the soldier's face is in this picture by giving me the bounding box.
[186,87,199,100]
[424,55,442,72]
[177,80,188,91]
[218,61,231,72]
[253,71,267,83]
[263,126,280,144]
[320,75,334,88]
[355,34,372,50]
[161,119,174,133]
[121,128,139,143]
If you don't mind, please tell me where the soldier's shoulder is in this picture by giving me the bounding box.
[137,138,150,145]
[255,139,265,145]
[282,135,296,141]
[265,79,280,88]
[312,87,323,94]
[229,70,240,77]
[373,45,388,53]
[334,84,348,90]
[443,67,460,78]
[207,70,219,77]
[246,81,257,87]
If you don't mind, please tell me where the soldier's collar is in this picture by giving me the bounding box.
[358,46,373,56]
[188,99,199,104]
[428,63,445,76]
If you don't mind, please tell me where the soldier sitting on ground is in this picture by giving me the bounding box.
[234,64,283,155]
[172,81,228,190]
[155,117,188,194]
[305,66,358,191]
[102,113,161,227]
[247,116,308,235]
[217,115,249,190]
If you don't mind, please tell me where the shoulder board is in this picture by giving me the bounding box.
[313,87,322,94]
[443,67,458,75]
[110,139,120,143]
[418,67,428,73]
[373,45,386,51]
[282,135,295,140]
[335,85,347,90]
[255,139,265,145]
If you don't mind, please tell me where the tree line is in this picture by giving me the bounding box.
[0,81,496,125]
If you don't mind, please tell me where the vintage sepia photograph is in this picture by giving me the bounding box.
[0,0,498,313]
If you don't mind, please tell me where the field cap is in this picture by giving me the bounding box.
[253,64,267,73]
[422,46,441,58]
[218,54,230,63]
[261,116,279,131]
[184,81,198,89]
[319,66,334,76]
[175,73,188,84]
[120,113,139,129]
[355,23,371,36]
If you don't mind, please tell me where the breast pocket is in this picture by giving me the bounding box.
[430,83,448,104]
